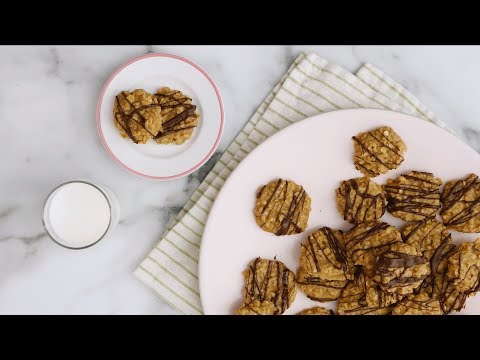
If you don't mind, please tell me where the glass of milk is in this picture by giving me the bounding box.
[42,180,120,249]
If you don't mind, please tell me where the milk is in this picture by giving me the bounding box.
[44,182,114,248]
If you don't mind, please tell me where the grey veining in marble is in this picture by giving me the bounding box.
[2,45,480,314]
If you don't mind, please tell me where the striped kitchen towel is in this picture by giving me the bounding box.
[134,52,449,314]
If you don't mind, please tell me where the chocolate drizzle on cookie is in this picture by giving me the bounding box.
[345,222,400,260]
[244,258,294,314]
[339,178,386,224]
[441,174,480,227]
[154,91,199,140]
[257,179,309,236]
[352,127,405,177]
[305,227,348,272]
[114,91,160,143]
[384,171,441,220]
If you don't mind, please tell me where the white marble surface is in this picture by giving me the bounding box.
[2,45,480,314]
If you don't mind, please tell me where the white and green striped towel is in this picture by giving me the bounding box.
[134,52,450,314]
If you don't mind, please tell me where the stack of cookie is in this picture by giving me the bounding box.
[236,126,480,315]
[113,87,200,145]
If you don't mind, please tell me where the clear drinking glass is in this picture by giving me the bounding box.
[42,180,121,250]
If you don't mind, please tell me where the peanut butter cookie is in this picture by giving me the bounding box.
[153,87,199,145]
[384,171,442,222]
[254,179,311,236]
[440,174,480,233]
[352,126,407,177]
[336,177,386,224]
[113,89,162,144]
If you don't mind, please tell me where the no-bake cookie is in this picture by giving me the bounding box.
[352,126,407,177]
[113,89,162,144]
[336,177,386,224]
[384,171,442,222]
[153,87,200,145]
[254,179,311,236]
[440,174,480,233]
[236,257,296,315]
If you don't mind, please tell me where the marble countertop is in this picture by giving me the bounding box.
[2,45,480,314]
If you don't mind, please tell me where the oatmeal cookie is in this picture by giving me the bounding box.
[297,306,334,315]
[297,269,348,302]
[402,219,452,261]
[254,179,311,236]
[113,89,162,144]
[384,171,442,222]
[336,177,386,224]
[298,227,350,282]
[373,243,430,297]
[352,126,407,177]
[392,292,444,315]
[440,174,480,233]
[236,258,296,315]
[344,222,402,275]
[337,268,396,315]
[439,239,480,313]
[153,87,199,145]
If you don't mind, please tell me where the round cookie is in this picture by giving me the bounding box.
[336,177,386,224]
[337,268,397,315]
[402,219,452,261]
[297,227,350,301]
[373,243,430,297]
[297,306,334,315]
[298,227,350,282]
[384,171,442,222]
[237,257,296,315]
[153,87,200,145]
[392,292,444,315]
[254,179,311,236]
[352,126,407,177]
[344,222,402,275]
[113,89,162,144]
[440,174,480,233]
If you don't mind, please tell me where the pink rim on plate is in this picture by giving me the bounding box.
[96,53,225,180]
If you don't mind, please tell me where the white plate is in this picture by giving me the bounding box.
[97,53,224,180]
[199,109,480,315]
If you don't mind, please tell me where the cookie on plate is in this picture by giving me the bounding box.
[153,87,200,145]
[113,89,163,144]
[352,126,407,177]
[336,177,386,224]
[440,174,480,233]
[337,268,397,315]
[383,171,442,222]
[344,222,402,275]
[297,306,334,315]
[297,227,350,301]
[402,219,452,261]
[373,243,430,297]
[392,292,444,315]
[254,179,311,236]
[441,239,480,313]
[236,257,296,315]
